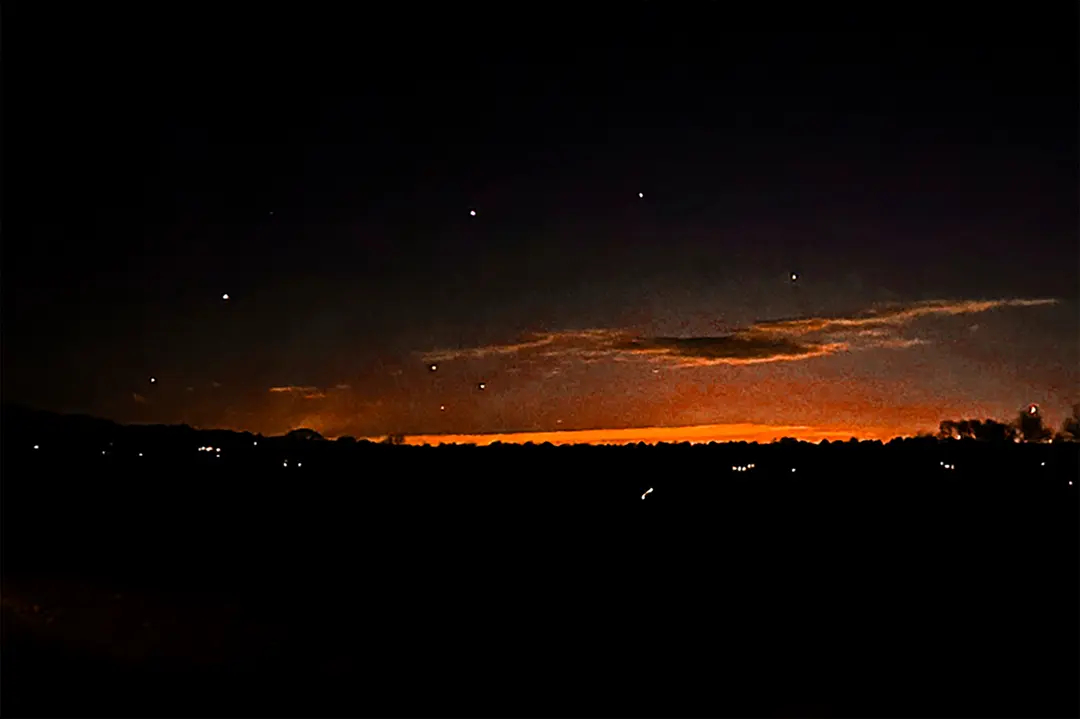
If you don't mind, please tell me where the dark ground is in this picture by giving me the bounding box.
[2,421,1077,717]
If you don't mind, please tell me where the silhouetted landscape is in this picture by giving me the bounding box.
[3,404,1077,718]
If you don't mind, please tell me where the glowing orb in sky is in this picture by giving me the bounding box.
[430,364,438,371]
[478,382,486,390]
[638,192,644,198]
[790,273,798,281]
[469,210,476,216]
[222,293,230,301]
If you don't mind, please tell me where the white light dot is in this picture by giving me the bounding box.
[138,453,143,457]
[149,377,156,384]
[791,273,798,281]
[440,405,446,411]
[283,461,287,467]
[430,364,438,371]
[1041,462,1045,466]
[102,451,106,455]
[469,210,476,217]
[638,192,644,198]
[33,445,39,450]
[253,441,258,446]
[1070,481,1074,486]
[478,382,486,390]
[298,462,302,468]
[222,293,230,301]
[791,468,796,472]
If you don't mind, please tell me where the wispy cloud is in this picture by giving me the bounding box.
[269,384,352,400]
[420,298,1057,368]
[269,386,320,394]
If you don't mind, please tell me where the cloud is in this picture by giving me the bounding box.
[420,297,1057,368]
[269,383,352,400]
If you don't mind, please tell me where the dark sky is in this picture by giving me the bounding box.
[5,7,1078,442]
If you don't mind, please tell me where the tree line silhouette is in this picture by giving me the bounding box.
[936,404,1079,444]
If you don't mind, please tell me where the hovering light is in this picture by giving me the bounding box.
[791,468,796,473]
[222,293,230,301]
[430,364,438,371]
[1040,462,1046,466]
[298,462,302,468]
[149,377,157,384]
[283,461,288,467]
[440,405,446,411]
[790,273,798,281]
[138,453,143,457]
[469,210,476,217]
[478,382,486,390]
[33,444,39,450]
[638,192,644,198]
[642,487,654,500]
[1029,405,1037,415]
[1070,481,1074,486]
[253,441,258,446]
[102,451,106,455]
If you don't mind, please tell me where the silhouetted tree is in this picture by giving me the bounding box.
[286,428,324,442]
[382,434,406,445]
[974,419,1017,443]
[1017,407,1052,443]
[1058,404,1080,442]
[336,435,357,445]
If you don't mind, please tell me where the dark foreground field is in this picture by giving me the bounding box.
[3,428,1077,717]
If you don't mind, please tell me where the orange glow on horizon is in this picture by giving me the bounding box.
[357,423,914,446]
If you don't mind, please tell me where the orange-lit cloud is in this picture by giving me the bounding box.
[420,297,1057,368]
[269,386,320,394]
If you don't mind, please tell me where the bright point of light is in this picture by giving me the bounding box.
[430,364,438,371]
[33,444,39,450]
[469,210,476,216]
[478,382,486,390]
[1029,405,1037,415]
[102,451,106,455]
[791,273,798,281]
[642,487,653,500]
[1040,462,1046,466]
[298,462,302,468]
[440,405,446,411]
[149,377,156,383]
[283,461,287,467]
[138,453,143,457]
[638,192,644,198]
[1070,481,1074,486]
[222,293,230,301]
[791,468,796,473]
[253,441,258,446]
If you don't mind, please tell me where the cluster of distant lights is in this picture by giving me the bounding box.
[732,463,757,472]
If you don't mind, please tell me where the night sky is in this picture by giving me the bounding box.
[5,7,1078,443]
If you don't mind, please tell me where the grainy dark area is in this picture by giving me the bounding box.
[3,407,1077,718]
